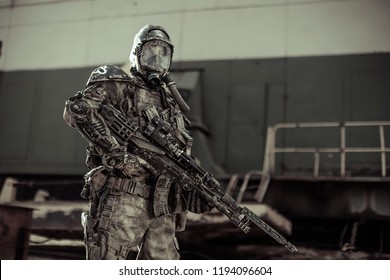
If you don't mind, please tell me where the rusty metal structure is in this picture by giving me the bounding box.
[0,204,33,259]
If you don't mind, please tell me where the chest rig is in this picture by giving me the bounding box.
[112,76,193,217]
[72,65,192,220]
[83,65,193,155]
[122,77,193,156]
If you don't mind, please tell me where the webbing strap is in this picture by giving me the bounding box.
[106,177,152,199]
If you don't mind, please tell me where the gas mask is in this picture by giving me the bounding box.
[141,40,172,88]
[129,25,174,89]
[140,40,172,73]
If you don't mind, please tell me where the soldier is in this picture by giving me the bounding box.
[63,24,210,260]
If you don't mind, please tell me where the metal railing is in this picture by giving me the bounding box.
[262,121,390,180]
[225,170,270,203]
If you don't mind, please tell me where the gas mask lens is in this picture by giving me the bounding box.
[140,40,171,72]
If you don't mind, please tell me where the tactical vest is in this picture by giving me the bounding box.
[84,65,193,168]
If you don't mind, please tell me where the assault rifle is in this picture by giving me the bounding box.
[99,103,297,252]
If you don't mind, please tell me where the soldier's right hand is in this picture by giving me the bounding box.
[102,148,128,170]
[102,149,144,177]
[119,153,145,177]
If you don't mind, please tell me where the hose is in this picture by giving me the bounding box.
[161,72,190,113]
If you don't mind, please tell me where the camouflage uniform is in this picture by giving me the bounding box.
[63,26,209,260]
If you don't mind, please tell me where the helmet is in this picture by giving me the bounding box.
[129,25,174,78]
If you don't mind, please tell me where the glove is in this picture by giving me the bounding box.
[102,148,144,177]
[101,148,128,169]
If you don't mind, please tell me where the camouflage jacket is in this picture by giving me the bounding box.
[63,65,209,214]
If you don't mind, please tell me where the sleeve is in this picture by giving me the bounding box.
[85,144,102,169]
[63,82,126,169]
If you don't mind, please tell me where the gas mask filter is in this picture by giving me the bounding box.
[147,73,162,88]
